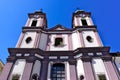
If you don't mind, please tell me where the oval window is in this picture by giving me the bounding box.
[86,36,93,43]
[25,37,32,44]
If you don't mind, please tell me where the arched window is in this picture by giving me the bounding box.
[51,63,65,80]
[31,20,37,26]
[81,19,88,26]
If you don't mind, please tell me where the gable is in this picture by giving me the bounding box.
[48,24,70,31]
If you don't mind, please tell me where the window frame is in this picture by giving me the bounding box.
[25,37,32,44]
[81,18,88,26]
[31,20,38,26]
[54,37,64,47]
[51,63,65,80]
[86,36,94,43]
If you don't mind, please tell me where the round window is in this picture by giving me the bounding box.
[25,37,32,44]
[86,36,93,43]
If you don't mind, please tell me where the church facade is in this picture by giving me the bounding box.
[0,10,120,80]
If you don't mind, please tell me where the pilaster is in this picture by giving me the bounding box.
[79,31,85,47]
[81,57,95,80]
[0,62,13,80]
[103,57,119,80]
[39,60,49,80]
[21,58,35,80]
[16,32,25,48]
[69,60,78,80]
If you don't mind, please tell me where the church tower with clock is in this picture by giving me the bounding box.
[0,9,120,80]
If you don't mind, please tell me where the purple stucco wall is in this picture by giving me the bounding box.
[0,62,13,80]
[39,60,49,80]
[104,61,119,80]
[83,61,95,80]
[21,62,33,80]
[69,62,78,80]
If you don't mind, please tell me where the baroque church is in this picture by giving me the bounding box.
[0,9,120,80]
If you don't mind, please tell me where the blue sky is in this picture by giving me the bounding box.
[0,0,120,63]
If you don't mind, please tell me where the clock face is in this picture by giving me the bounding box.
[34,15,40,18]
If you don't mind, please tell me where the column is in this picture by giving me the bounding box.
[68,34,73,50]
[103,57,119,80]
[39,60,49,80]
[21,61,33,80]
[0,62,13,80]
[81,57,95,80]
[69,60,78,80]
[33,33,40,48]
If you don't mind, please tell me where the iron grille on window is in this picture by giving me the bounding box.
[51,63,65,80]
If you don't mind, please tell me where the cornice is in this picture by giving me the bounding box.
[22,25,97,34]
[8,47,110,58]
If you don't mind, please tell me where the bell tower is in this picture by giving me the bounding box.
[72,10,93,27]
[26,10,47,29]
[72,10,103,47]
[16,10,47,48]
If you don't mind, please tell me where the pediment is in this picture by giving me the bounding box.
[48,24,70,31]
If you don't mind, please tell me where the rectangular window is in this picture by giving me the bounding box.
[51,63,65,80]
[31,20,37,26]
[98,74,107,80]
[54,38,64,47]
[81,19,88,26]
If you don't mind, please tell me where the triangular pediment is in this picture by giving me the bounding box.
[48,24,70,31]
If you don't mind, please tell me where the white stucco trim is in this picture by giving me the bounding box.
[35,54,44,59]
[92,58,110,80]
[72,31,82,50]
[47,62,53,80]
[115,57,120,72]
[24,54,30,56]
[32,60,41,77]
[74,53,83,59]
[25,18,30,26]
[66,62,70,80]
[60,56,69,59]
[16,53,22,56]
[76,59,85,79]
[49,56,57,59]
[9,59,26,80]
